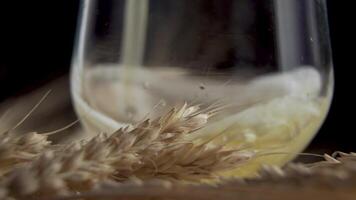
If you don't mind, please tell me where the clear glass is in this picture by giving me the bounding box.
[71,0,333,176]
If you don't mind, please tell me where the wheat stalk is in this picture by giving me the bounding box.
[0,103,254,199]
[30,152,356,200]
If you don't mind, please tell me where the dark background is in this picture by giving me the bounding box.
[0,1,354,152]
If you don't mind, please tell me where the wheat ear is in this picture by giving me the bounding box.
[1,103,254,199]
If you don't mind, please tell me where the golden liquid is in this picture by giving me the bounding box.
[72,65,332,177]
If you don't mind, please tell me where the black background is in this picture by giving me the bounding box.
[0,1,354,152]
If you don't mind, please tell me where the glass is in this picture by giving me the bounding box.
[71,0,333,176]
